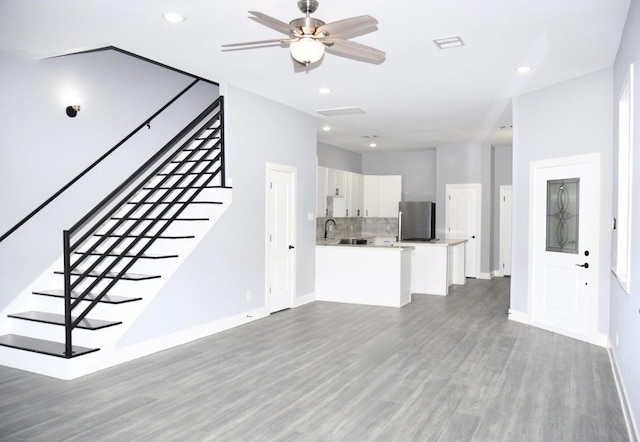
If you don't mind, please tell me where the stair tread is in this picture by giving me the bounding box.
[0,334,99,358]
[8,311,122,330]
[95,233,195,239]
[143,185,231,190]
[126,201,221,205]
[74,249,177,259]
[157,171,216,176]
[74,250,178,259]
[32,289,142,304]
[53,269,160,281]
[182,146,221,151]
[110,216,209,221]
[170,159,216,163]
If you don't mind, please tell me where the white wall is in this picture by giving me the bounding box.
[510,69,613,335]
[610,0,640,434]
[0,48,218,312]
[118,84,318,344]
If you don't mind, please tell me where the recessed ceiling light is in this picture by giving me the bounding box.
[318,88,331,94]
[433,36,465,49]
[163,13,185,23]
[515,66,532,74]
[369,143,377,148]
[322,125,331,131]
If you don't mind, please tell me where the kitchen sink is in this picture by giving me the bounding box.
[338,238,368,245]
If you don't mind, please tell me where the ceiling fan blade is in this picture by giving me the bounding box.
[222,38,288,48]
[248,11,296,35]
[324,39,385,64]
[315,15,378,39]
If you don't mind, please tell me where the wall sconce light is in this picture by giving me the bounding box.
[66,105,81,118]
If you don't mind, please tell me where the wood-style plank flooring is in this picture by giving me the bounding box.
[0,278,628,441]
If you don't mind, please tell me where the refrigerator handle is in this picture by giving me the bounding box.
[398,211,402,241]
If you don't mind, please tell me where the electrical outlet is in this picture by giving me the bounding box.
[246,291,252,301]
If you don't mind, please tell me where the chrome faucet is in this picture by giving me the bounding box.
[324,218,337,239]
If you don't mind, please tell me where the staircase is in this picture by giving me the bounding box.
[0,96,231,374]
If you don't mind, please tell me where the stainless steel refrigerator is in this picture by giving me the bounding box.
[398,201,436,241]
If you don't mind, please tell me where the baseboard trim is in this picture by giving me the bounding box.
[294,291,315,307]
[608,344,639,442]
[507,308,531,325]
[477,272,494,280]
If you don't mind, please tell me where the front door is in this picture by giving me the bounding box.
[530,154,600,342]
[445,184,481,278]
[266,163,296,313]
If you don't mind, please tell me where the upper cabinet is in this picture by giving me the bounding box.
[348,172,364,217]
[364,175,402,217]
[327,168,347,197]
[378,175,402,217]
[318,167,401,218]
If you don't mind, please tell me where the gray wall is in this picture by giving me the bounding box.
[610,0,640,431]
[510,69,613,332]
[317,142,362,173]
[362,149,437,202]
[435,143,495,275]
[493,146,513,272]
[0,48,218,312]
[119,84,318,343]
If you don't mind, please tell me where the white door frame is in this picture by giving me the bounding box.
[527,153,603,345]
[445,183,482,278]
[499,185,512,277]
[265,162,297,313]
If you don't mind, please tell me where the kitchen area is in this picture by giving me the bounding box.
[316,166,467,308]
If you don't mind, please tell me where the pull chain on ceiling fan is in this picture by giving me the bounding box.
[222,0,385,66]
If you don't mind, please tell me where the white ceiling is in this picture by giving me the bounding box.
[0,0,631,153]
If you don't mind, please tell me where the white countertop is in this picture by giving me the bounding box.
[399,239,468,247]
[316,239,413,251]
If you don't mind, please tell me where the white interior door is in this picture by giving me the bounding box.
[500,186,512,276]
[530,154,599,342]
[266,163,296,313]
[445,184,481,278]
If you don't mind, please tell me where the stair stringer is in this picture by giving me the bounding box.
[0,186,264,379]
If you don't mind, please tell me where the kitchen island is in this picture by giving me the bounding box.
[316,242,413,308]
[399,239,467,296]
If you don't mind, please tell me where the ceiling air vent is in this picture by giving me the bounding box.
[433,36,465,49]
[316,106,366,116]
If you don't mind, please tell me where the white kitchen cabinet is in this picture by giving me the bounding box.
[363,175,380,217]
[364,175,401,217]
[316,245,412,307]
[346,172,364,217]
[379,175,402,217]
[317,166,328,217]
[404,239,466,296]
[327,168,347,197]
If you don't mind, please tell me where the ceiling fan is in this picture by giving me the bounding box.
[222,0,385,66]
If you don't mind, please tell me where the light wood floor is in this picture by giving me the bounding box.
[0,278,628,441]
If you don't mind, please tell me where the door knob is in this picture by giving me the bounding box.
[289,245,295,249]
[575,263,589,268]
[471,235,476,239]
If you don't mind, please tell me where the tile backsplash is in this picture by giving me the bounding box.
[317,217,399,241]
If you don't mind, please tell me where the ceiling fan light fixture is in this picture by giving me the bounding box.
[290,38,325,64]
